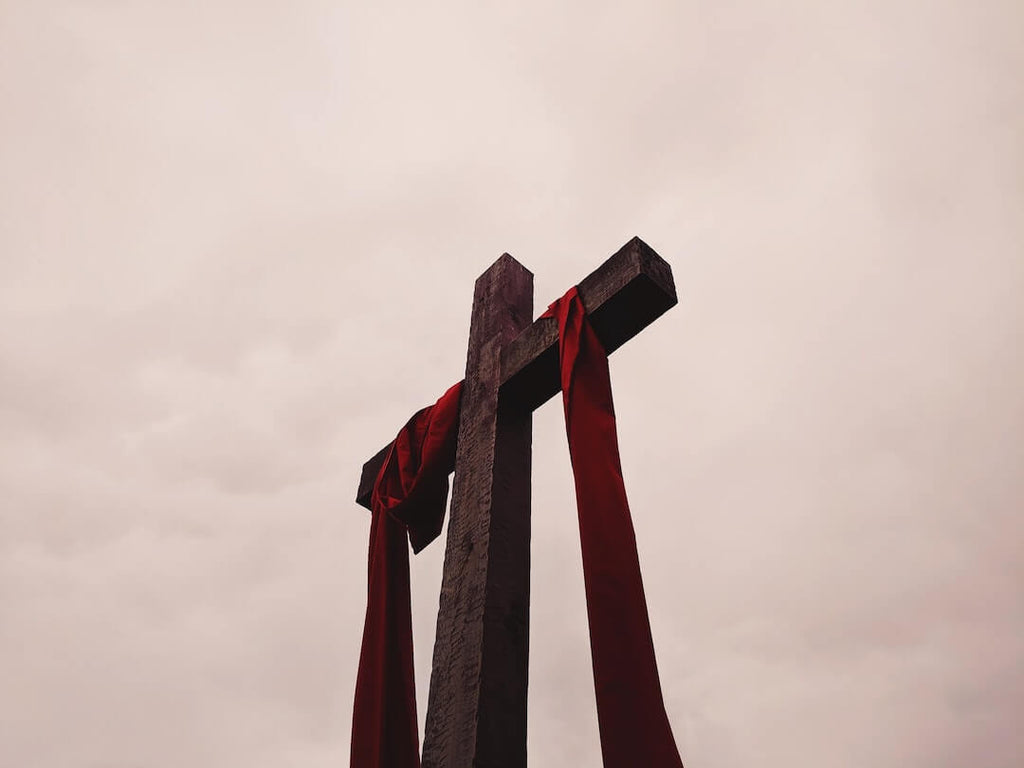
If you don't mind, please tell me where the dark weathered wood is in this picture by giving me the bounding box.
[499,236,677,412]
[355,236,676,510]
[420,254,534,768]
[355,443,390,509]
[353,236,677,765]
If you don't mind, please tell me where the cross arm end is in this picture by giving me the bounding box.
[499,236,677,411]
[355,443,391,510]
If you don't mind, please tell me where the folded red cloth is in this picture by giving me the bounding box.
[545,287,683,768]
[352,287,683,767]
[350,381,462,768]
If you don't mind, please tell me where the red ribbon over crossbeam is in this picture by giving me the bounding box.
[350,288,683,768]
[349,381,462,768]
[544,287,684,768]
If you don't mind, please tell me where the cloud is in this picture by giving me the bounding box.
[1,1,1021,767]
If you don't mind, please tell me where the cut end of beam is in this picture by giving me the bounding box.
[355,442,391,510]
[494,252,533,277]
[499,237,677,411]
[355,236,677,510]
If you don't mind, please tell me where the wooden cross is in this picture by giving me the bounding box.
[355,236,677,768]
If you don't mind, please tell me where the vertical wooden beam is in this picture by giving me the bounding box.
[421,255,533,768]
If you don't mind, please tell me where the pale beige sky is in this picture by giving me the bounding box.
[1,1,1022,766]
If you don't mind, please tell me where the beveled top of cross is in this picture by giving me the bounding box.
[355,235,676,508]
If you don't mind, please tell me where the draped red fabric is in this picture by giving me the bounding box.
[544,287,684,768]
[352,289,682,768]
[350,381,462,768]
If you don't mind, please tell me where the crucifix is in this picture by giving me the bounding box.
[355,236,678,767]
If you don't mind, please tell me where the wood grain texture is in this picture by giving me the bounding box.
[499,236,677,413]
[420,254,533,768]
[352,236,677,766]
[354,237,676,511]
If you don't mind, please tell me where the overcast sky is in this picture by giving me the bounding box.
[1,1,1022,766]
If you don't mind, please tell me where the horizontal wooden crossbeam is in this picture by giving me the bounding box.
[355,236,677,509]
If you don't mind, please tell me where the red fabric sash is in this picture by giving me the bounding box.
[544,286,683,768]
[350,382,462,768]
[352,288,682,767]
